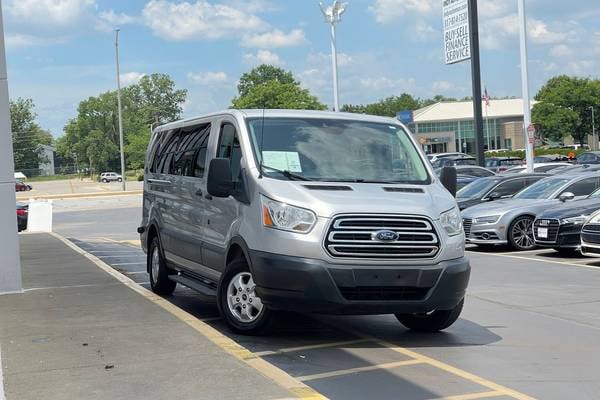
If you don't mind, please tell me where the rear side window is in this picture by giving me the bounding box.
[156,130,179,175]
[563,177,600,197]
[217,123,242,182]
[172,123,211,177]
[492,179,527,197]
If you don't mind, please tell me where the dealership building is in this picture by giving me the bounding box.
[408,98,533,154]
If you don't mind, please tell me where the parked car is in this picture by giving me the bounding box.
[462,172,600,250]
[576,152,600,165]
[485,157,523,173]
[139,110,470,334]
[427,152,470,165]
[456,174,546,211]
[99,172,123,183]
[581,210,600,256]
[15,180,32,191]
[16,203,28,232]
[504,162,572,174]
[433,155,478,168]
[534,154,570,163]
[551,164,600,175]
[533,189,600,255]
[435,165,495,178]
[457,175,479,190]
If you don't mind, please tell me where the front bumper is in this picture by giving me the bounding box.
[464,221,507,246]
[249,250,470,315]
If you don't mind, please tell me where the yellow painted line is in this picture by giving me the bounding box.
[119,239,141,248]
[254,338,370,357]
[297,359,424,382]
[467,250,600,271]
[50,232,327,400]
[434,390,505,400]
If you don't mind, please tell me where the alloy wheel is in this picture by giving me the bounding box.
[226,272,264,323]
[512,217,534,249]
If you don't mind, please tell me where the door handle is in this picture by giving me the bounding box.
[148,178,172,186]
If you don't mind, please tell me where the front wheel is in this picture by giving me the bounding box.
[395,299,464,332]
[508,216,536,251]
[217,259,273,335]
[148,236,176,295]
[117,178,123,182]
[101,178,108,183]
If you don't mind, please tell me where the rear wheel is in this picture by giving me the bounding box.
[101,178,108,183]
[117,178,123,182]
[395,299,464,332]
[217,259,273,335]
[508,216,536,251]
[148,236,176,295]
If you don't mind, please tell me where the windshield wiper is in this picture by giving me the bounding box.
[261,166,313,181]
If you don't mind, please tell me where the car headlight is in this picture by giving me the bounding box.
[586,212,600,224]
[561,215,589,225]
[440,207,462,236]
[261,195,317,233]
[473,215,501,225]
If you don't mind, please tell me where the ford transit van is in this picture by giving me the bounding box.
[139,110,470,334]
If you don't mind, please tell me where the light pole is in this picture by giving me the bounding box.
[320,1,347,112]
[590,106,596,150]
[115,29,126,191]
[517,0,534,172]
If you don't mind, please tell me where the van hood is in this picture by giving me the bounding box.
[257,179,456,219]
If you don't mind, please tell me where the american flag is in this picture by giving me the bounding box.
[483,87,491,107]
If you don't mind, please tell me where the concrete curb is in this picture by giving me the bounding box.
[16,190,142,201]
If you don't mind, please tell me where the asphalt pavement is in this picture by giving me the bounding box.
[48,194,600,400]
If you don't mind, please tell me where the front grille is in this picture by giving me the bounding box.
[533,219,560,243]
[339,286,430,301]
[582,232,600,244]
[325,215,440,259]
[583,224,600,233]
[463,218,472,238]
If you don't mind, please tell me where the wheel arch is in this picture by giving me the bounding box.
[224,236,253,274]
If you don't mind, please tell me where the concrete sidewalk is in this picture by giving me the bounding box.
[0,234,292,400]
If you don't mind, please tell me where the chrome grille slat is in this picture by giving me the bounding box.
[462,218,472,238]
[325,215,440,259]
[533,219,560,243]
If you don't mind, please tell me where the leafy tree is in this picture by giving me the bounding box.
[232,80,327,110]
[534,75,600,144]
[237,65,298,98]
[85,130,119,172]
[10,98,50,172]
[342,94,421,117]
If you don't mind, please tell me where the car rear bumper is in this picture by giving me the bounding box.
[248,250,470,315]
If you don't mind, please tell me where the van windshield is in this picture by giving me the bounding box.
[247,118,430,184]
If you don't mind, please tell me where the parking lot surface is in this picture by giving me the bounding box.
[52,195,600,400]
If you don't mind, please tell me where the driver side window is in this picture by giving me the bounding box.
[217,123,242,183]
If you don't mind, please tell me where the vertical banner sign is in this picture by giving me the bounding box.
[443,0,470,65]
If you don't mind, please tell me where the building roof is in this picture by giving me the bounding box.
[413,98,536,123]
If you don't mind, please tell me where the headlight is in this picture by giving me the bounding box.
[473,215,501,225]
[261,195,317,233]
[586,212,600,224]
[561,215,589,225]
[440,207,462,236]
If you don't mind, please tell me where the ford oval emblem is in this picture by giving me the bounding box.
[373,230,398,241]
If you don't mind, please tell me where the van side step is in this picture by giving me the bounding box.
[169,274,217,297]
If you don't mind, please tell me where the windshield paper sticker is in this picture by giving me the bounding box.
[262,151,302,172]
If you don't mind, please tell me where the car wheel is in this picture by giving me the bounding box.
[148,236,176,295]
[508,216,536,251]
[217,258,273,335]
[395,298,464,332]
[117,178,123,182]
[102,179,108,183]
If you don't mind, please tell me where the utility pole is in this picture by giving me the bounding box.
[0,0,23,294]
[590,106,596,151]
[517,0,534,172]
[115,29,126,191]
[320,1,347,112]
[468,0,485,166]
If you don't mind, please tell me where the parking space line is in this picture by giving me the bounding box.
[254,339,371,357]
[467,250,600,271]
[112,262,146,266]
[435,390,504,400]
[51,232,327,400]
[123,271,147,275]
[297,359,424,382]
[1,345,7,400]
[24,283,121,292]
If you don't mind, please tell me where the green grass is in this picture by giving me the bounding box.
[27,174,83,182]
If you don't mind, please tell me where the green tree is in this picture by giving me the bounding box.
[10,98,50,172]
[534,75,600,144]
[85,130,119,173]
[237,64,298,98]
[342,94,421,117]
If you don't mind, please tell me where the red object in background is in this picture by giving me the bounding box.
[16,208,27,216]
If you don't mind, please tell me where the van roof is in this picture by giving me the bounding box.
[154,109,403,132]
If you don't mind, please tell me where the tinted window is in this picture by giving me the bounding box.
[491,179,527,197]
[563,177,600,197]
[172,124,211,177]
[193,125,211,178]
[463,167,493,177]
[218,123,242,182]
[457,178,502,199]
[515,178,570,199]
[156,130,179,175]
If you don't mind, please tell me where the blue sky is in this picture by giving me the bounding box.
[4,0,600,137]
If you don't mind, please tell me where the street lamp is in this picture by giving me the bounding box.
[590,106,596,151]
[517,0,534,173]
[320,0,347,112]
[115,29,126,191]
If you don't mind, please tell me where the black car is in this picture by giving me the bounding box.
[435,165,495,178]
[457,175,479,190]
[456,173,546,211]
[432,155,477,168]
[576,152,600,165]
[581,212,600,256]
[17,203,28,232]
[485,157,523,173]
[533,189,600,254]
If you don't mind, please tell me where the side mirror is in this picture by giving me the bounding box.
[440,166,457,197]
[207,158,234,198]
[559,192,575,202]
[486,191,502,201]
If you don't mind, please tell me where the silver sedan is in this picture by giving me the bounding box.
[462,173,600,250]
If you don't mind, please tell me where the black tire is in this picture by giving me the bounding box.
[148,236,176,295]
[217,258,273,335]
[117,178,123,182]
[395,299,464,332]
[102,179,108,183]
[508,216,536,251]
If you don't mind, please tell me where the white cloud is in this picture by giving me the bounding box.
[142,0,267,41]
[5,34,66,49]
[359,76,416,91]
[369,0,436,24]
[241,29,306,48]
[432,81,456,93]
[550,44,571,57]
[243,49,284,66]
[5,0,96,28]
[414,20,436,40]
[188,71,229,85]
[307,52,354,67]
[97,10,139,30]
[120,72,146,86]
[528,19,567,44]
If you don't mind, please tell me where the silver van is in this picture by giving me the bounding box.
[139,110,470,334]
